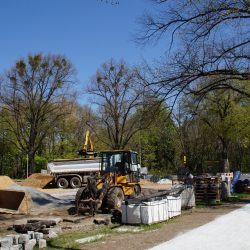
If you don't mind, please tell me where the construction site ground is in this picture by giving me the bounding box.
[0,177,249,249]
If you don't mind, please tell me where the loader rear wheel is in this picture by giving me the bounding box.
[70,176,81,189]
[57,177,69,189]
[106,187,124,210]
[134,184,141,197]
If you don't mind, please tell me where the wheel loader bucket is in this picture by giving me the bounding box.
[0,189,32,214]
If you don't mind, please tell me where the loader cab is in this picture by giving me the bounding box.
[101,150,140,175]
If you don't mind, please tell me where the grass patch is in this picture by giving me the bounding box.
[45,224,118,249]
[43,217,179,249]
[196,192,250,207]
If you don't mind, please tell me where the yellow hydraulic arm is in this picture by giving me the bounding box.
[78,130,94,158]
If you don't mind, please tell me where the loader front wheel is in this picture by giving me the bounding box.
[57,177,69,189]
[106,187,124,210]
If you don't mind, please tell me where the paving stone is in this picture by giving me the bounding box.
[18,234,29,244]
[0,236,13,248]
[48,231,57,239]
[6,234,19,245]
[34,232,43,240]
[29,239,36,248]
[24,243,33,250]
[38,239,47,249]
[27,231,34,240]
[10,245,21,250]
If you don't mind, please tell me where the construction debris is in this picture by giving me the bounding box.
[13,220,57,233]
[75,234,107,244]
[93,218,110,225]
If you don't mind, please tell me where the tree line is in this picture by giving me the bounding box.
[0,0,249,177]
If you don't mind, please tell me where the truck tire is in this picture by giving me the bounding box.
[70,176,81,189]
[106,187,124,210]
[57,177,69,189]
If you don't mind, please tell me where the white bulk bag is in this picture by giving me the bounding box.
[167,195,181,218]
[122,198,169,225]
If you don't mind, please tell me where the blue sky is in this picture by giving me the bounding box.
[0,0,167,102]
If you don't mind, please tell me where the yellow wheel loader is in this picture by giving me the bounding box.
[75,150,141,215]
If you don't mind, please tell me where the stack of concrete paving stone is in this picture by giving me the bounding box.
[2,217,63,249]
[0,231,46,249]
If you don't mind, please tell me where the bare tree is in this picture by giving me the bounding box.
[0,54,75,174]
[88,59,160,149]
[138,0,250,103]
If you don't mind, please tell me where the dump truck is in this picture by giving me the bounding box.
[47,157,100,188]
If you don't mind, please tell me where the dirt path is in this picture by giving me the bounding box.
[82,202,248,250]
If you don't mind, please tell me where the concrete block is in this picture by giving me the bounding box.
[42,227,61,236]
[24,242,34,250]
[18,234,29,244]
[10,245,21,250]
[38,239,47,249]
[48,231,57,239]
[47,227,62,238]
[0,236,13,247]
[27,231,34,239]
[29,239,36,248]
[48,217,62,224]
[6,234,19,245]
[34,232,43,240]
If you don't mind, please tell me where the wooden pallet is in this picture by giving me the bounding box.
[194,176,221,203]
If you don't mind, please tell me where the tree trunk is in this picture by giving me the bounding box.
[220,140,230,172]
[28,151,35,176]
[220,158,230,173]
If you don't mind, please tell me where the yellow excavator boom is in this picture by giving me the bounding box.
[78,130,94,158]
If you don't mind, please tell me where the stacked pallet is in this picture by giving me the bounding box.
[194,176,221,203]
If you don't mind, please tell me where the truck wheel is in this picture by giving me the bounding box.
[70,177,81,189]
[57,177,69,189]
[106,187,124,210]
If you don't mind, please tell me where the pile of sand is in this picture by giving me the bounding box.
[0,176,16,189]
[20,173,54,188]
[141,179,172,190]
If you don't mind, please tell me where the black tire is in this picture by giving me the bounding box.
[70,176,81,189]
[56,177,69,189]
[106,187,124,210]
[75,187,86,204]
[134,184,141,197]
[75,187,87,214]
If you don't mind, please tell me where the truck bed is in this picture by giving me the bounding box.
[48,158,101,174]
